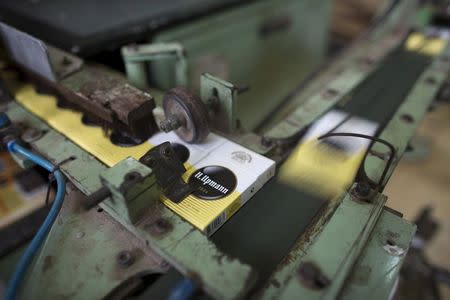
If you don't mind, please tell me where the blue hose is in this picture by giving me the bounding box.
[167,279,195,300]
[5,141,66,300]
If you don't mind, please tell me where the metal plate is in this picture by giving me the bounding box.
[0,22,56,82]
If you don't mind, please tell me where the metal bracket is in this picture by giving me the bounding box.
[0,22,83,81]
[200,73,240,133]
[139,142,193,203]
[121,42,187,90]
[99,157,158,223]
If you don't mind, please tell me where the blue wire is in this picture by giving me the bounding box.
[5,140,193,300]
[167,279,195,300]
[5,141,66,300]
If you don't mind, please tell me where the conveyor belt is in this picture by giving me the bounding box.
[212,43,432,290]
[344,46,432,127]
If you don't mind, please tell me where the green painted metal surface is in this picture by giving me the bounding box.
[122,43,187,90]
[276,196,415,300]
[263,4,413,139]
[200,73,238,133]
[365,44,450,187]
[5,103,254,299]
[340,209,416,300]
[101,157,157,224]
[19,188,167,300]
[1,1,441,298]
[150,0,332,130]
[5,102,106,196]
[275,191,388,299]
[258,48,448,300]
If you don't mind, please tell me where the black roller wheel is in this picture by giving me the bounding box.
[162,87,210,143]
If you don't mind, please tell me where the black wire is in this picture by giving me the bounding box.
[323,114,353,136]
[44,156,74,207]
[317,132,396,189]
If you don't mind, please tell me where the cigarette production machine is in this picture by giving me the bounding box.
[0,0,449,299]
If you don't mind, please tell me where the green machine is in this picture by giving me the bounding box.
[131,0,331,130]
[0,0,448,299]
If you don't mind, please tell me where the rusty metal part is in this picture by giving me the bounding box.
[159,115,182,133]
[351,181,375,201]
[139,142,193,203]
[59,67,158,140]
[23,62,159,141]
[1,23,158,141]
[161,87,209,143]
[16,184,167,299]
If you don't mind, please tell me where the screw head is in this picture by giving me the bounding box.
[117,250,135,268]
[61,56,71,66]
[21,128,43,143]
[321,88,339,99]
[146,218,173,236]
[261,137,273,147]
[124,171,140,182]
[76,232,85,239]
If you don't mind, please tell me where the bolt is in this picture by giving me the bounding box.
[400,114,414,124]
[21,128,43,143]
[61,56,71,66]
[353,181,371,199]
[160,260,170,269]
[261,136,273,147]
[383,238,406,256]
[117,250,135,268]
[425,77,437,85]
[321,88,339,99]
[298,262,330,289]
[206,96,219,111]
[160,115,182,132]
[124,171,140,182]
[146,218,173,236]
[236,85,250,95]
